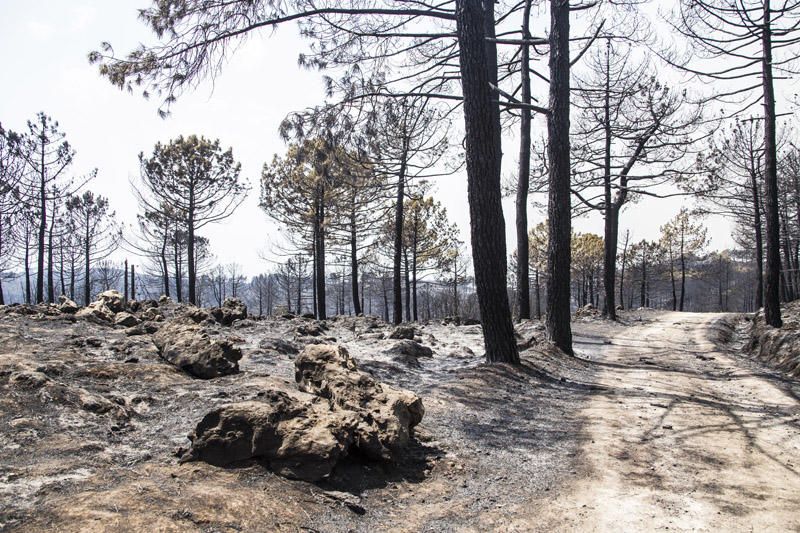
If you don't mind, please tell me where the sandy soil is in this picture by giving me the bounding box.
[533,312,800,532]
[1,310,798,532]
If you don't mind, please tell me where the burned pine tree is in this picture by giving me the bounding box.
[137,135,247,305]
[571,37,702,320]
[65,191,120,305]
[16,113,80,304]
[668,0,800,326]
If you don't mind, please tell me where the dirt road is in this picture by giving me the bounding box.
[536,312,800,532]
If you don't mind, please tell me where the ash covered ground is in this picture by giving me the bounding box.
[0,296,602,532]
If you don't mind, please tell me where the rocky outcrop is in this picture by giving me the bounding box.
[76,301,115,324]
[386,339,433,358]
[209,298,248,326]
[152,320,242,379]
[141,307,165,322]
[181,393,358,481]
[295,344,424,460]
[97,290,125,313]
[259,337,300,356]
[388,325,417,340]
[296,322,325,337]
[58,296,79,314]
[114,312,140,328]
[386,340,434,367]
[183,343,425,481]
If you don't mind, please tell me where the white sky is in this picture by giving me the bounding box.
[0,0,737,276]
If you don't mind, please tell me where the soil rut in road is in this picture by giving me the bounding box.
[538,312,800,532]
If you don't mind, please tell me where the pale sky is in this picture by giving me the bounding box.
[0,1,737,277]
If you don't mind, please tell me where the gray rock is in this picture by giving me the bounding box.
[388,325,416,340]
[76,301,115,323]
[58,296,79,314]
[181,392,358,482]
[209,298,248,326]
[258,337,300,355]
[153,321,242,379]
[295,344,424,460]
[386,339,434,359]
[114,312,140,327]
[96,290,125,313]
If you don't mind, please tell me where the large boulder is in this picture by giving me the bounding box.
[386,340,434,367]
[141,307,165,322]
[388,325,417,340]
[153,321,242,379]
[209,298,248,326]
[75,301,115,323]
[295,344,424,460]
[96,290,125,313]
[386,339,433,358]
[259,337,300,356]
[58,296,79,314]
[114,312,140,327]
[181,392,358,481]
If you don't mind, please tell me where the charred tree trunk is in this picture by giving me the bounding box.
[315,185,327,320]
[762,2,783,327]
[174,236,183,303]
[455,0,519,363]
[83,212,91,305]
[36,138,46,304]
[619,230,629,311]
[349,207,362,315]
[678,229,686,312]
[750,173,764,309]
[515,0,533,321]
[24,235,31,304]
[545,0,574,354]
[669,249,677,311]
[187,190,197,305]
[602,42,617,320]
[393,157,407,324]
[640,253,647,308]
[404,249,411,321]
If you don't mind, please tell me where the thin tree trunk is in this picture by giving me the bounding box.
[315,185,327,320]
[47,199,55,304]
[412,228,419,322]
[619,230,629,311]
[762,1,783,327]
[350,208,362,315]
[83,212,91,305]
[679,228,686,311]
[751,174,765,309]
[669,248,677,311]
[404,249,411,321]
[36,136,46,304]
[455,0,519,363]
[515,0,533,321]
[25,233,31,304]
[602,40,618,319]
[393,156,407,325]
[640,252,647,308]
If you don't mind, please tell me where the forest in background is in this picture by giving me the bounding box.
[2,0,800,361]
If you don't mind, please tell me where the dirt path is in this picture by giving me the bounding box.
[537,312,800,532]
